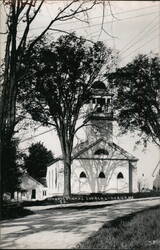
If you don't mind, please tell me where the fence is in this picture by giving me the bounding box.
[46,191,160,204]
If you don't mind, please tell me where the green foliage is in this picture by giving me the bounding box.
[108,54,160,147]
[24,142,54,179]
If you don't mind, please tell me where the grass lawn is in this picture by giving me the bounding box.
[76,205,160,249]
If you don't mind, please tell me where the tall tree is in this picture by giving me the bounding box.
[2,139,22,199]
[0,0,108,200]
[24,142,54,179]
[107,54,160,147]
[18,33,116,197]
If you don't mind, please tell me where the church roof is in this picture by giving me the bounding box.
[73,138,102,158]
[47,138,138,168]
[108,142,138,161]
[73,139,138,161]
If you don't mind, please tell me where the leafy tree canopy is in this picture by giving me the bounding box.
[24,142,54,179]
[18,33,116,128]
[18,33,117,197]
[108,54,160,147]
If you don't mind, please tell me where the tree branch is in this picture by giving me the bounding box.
[28,0,98,51]
[49,28,94,43]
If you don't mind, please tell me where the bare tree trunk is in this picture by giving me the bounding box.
[0,29,12,203]
[0,13,18,201]
[63,157,71,198]
[59,129,73,199]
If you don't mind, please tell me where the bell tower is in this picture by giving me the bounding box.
[85,81,113,142]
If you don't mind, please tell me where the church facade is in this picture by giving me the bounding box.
[46,81,138,196]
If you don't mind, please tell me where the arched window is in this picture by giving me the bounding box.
[117,172,124,179]
[94,149,109,155]
[99,172,105,178]
[80,172,86,178]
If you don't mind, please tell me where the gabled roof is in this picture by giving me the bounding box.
[74,139,138,161]
[47,139,103,167]
[22,173,48,187]
[47,138,138,168]
[36,177,48,187]
[108,142,138,161]
[73,138,103,159]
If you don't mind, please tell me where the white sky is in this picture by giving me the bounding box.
[1,1,160,188]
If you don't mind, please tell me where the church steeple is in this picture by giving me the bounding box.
[86,81,113,142]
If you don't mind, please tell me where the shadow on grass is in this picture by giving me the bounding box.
[102,204,160,229]
[76,205,160,249]
[1,201,160,249]
[1,206,34,221]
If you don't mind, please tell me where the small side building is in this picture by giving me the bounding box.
[15,173,48,201]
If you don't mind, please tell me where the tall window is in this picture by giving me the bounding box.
[80,172,87,178]
[43,190,46,196]
[107,98,111,105]
[98,172,105,178]
[117,172,124,179]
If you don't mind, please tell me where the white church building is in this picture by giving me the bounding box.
[46,81,138,197]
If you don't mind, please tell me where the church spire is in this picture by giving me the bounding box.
[85,81,113,142]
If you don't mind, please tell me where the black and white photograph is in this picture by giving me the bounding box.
[0,0,160,249]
